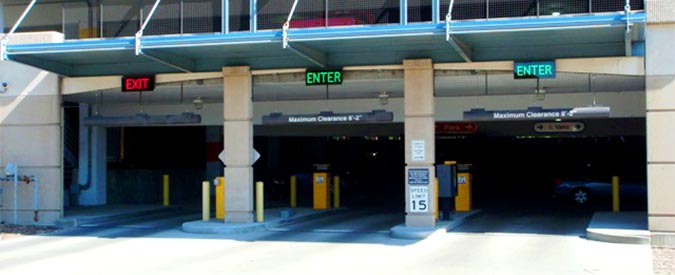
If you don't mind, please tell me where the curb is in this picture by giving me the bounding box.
[586,228,650,245]
[390,210,483,240]
[181,208,348,235]
[58,206,182,227]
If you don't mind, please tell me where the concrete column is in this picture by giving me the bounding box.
[79,126,107,205]
[222,66,254,223]
[404,59,436,228]
[646,0,675,247]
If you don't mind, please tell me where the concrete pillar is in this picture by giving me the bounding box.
[403,59,436,228]
[79,126,107,205]
[0,33,63,225]
[646,0,675,247]
[205,126,223,181]
[222,66,254,223]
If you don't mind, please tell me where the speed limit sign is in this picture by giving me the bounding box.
[409,186,429,213]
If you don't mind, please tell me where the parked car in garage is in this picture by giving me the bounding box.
[553,179,647,205]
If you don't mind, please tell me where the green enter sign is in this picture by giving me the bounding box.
[306,70,343,86]
[514,61,556,79]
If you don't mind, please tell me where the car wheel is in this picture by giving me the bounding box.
[572,188,589,204]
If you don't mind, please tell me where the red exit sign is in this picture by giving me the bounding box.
[122,76,155,92]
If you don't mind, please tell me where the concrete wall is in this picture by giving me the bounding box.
[0,33,63,225]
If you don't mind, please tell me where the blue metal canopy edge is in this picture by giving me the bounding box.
[5,12,644,76]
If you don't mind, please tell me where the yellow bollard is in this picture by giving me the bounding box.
[215,177,225,219]
[256,181,264,222]
[290,176,297,208]
[202,181,210,221]
[434,178,439,221]
[163,175,170,206]
[612,176,620,212]
[333,176,340,208]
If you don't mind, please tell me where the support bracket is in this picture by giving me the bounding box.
[624,0,632,57]
[445,0,472,62]
[282,0,327,67]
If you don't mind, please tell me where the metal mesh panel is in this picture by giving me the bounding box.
[441,0,487,21]
[9,2,63,35]
[592,0,643,13]
[288,0,327,29]
[489,0,537,18]
[142,0,181,35]
[258,0,324,30]
[63,1,101,39]
[229,0,250,32]
[328,0,400,25]
[257,0,292,30]
[102,0,140,38]
[539,0,589,16]
[408,0,433,23]
[183,0,220,33]
[435,71,487,97]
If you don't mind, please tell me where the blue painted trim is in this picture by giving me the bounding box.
[7,12,646,55]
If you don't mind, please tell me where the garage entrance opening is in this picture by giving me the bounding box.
[436,119,647,213]
[253,135,405,212]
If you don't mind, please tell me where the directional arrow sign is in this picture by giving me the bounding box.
[218,149,261,165]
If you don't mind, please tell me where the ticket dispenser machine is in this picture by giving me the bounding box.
[455,164,472,211]
[313,164,331,210]
[436,162,457,220]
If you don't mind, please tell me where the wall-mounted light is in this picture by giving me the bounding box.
[378,91,389,105]
[535,88,546,101]
[193,97,204,110]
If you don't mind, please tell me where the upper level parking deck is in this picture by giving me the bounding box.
[2,0,646,76]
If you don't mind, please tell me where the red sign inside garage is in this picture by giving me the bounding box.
[435,122,478,134]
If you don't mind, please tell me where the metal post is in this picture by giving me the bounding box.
[100,1,104,38]
[249,0,256,33]
[163,174,170,206]
[434,177,439,220]
[33,177,39,222]
[333,175,340,208]
[432,0,439,24]
[181,0,184,34]
[400,0,407,25]
[13,172,17,224]
[290,175,297,208]
[612,176,620,212]
[202,181,210,221]
[222,0,228,33]
[256,181,264,222]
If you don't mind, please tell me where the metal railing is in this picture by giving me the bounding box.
[2,0,643,40]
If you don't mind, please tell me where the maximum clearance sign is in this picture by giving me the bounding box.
[306,70,343,85]
[514,61,556,79]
